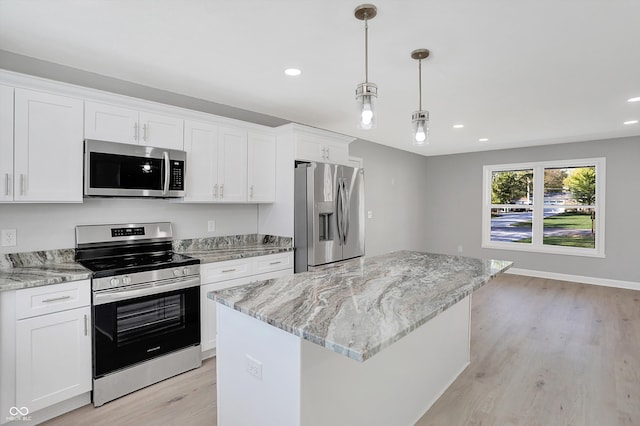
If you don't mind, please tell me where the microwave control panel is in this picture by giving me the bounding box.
[170,160,184,190]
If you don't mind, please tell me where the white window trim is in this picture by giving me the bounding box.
[482,158,606,258]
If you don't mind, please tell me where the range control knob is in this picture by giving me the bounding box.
[173,268,182,277]
[110,278,119,287]
[122,276,132,285]
[183,267,190,275]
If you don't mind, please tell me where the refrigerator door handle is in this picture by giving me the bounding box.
[342,180,350,244]
[336,178,343,245]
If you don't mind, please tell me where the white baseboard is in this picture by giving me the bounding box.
[506,268,640,291]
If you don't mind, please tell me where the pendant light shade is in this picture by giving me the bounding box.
[354,4,377,130]
[411,48,430,146]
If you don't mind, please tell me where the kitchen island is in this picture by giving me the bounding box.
[210,250,512,426]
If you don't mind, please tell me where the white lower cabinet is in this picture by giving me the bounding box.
[0,280,92,421]
[200,252,293,355]
[16,306,91,413]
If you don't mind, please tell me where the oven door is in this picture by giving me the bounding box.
[93,279,200,378]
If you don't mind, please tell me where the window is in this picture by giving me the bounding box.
[482,158,605,257]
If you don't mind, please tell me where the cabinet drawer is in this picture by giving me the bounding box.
[253,252,293,274]
[16,280,91,320]
[200,258,252,284]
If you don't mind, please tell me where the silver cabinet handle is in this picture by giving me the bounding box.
[4,173,9,196]
[84,314,88,336]
[20,174,25,196]
[143,124,148,141]
[249,185,254,199]
[220,184,224,199]
[133,122,139,141]
[269,261,281,265]
[213,184,218,199]
[221,268,236,273]
[162,151,170,195]
[42,295,71,303]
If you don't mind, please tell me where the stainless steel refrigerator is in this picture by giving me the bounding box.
[294,162,365,272]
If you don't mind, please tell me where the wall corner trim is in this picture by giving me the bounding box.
[506,268,640,291]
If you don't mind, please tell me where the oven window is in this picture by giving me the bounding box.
[93,286,200,378]
[116,294,185,346]
[90,152,163,190]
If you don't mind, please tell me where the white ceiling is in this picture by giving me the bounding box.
[1,0,639,156]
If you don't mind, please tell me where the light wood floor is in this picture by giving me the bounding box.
[44,274,640,426]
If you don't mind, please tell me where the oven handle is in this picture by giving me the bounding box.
[93,276,200,305]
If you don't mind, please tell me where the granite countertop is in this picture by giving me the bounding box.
[210,250,512,362]
[0,234,293,292]
[0,249,92,292]
[174,234,293,264]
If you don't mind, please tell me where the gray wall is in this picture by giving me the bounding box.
[349,140,430,257]
[423,136,640,283]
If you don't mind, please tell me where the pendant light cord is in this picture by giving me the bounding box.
[418,58,422,110]
[364,16,369,83]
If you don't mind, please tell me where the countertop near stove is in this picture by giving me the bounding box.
[174,234,293,264]
[211,250,512,362]
[0,249,92,292]
[0,234,293,292]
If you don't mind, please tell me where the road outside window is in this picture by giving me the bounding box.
[482,158,605,257]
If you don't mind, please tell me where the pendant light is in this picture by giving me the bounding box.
[411,48,430,145]
[354,4,377,130]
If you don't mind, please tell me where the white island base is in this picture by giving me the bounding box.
[216,295,471,426]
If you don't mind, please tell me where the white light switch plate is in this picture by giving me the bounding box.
[207,220,216,232]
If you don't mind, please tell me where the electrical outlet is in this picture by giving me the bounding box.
[207,220,216,232]
[1,229,17,247]
[245,354,262,380]
[457,245,463,253]
[367,210,373,219]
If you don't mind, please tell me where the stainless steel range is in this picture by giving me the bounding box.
[75,222,201,407]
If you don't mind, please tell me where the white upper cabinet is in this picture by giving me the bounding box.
[0,85,14,202]
[218,126,248,202]
[139,111,184,150]
[84,102,138,144]
[11,88,83,202]
[279,123,354,165]
[183,119,219,202]
[84,101,184,150]
[184,121,272,204]
[247,132,276,203]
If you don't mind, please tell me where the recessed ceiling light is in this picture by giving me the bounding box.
[453,124,464,129]
[479,138,489,142]
[284,68,302,77]
[627,97,640,103]
[623,120,638,125]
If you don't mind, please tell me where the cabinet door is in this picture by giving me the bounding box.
[139,111,184,150]
[84,101,138,144]
[247,132,276,203]
[324,142,349,164]
[16,306,91,413]
[294,136,326,163]
[14,89,84,202]
[0,85,13,202]
[184,120,219,202]
[201,277,252,352]
[217,127,247,202]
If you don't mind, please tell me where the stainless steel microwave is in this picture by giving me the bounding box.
[84,139,186,198]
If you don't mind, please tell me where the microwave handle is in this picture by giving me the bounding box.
[162,151,170,195]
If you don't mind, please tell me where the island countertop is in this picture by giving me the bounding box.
[210,250,512,362]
